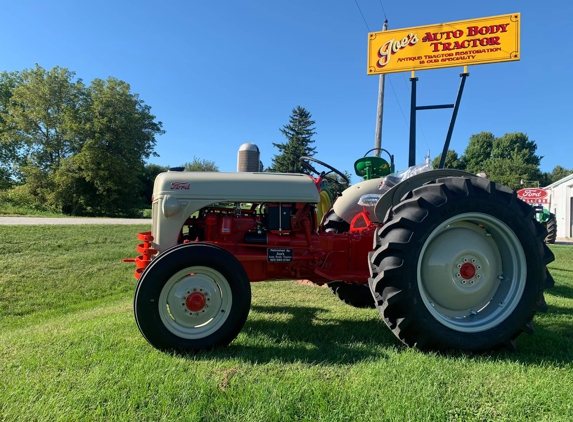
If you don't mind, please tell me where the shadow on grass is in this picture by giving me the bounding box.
[550,266,573,274]
[180,302,573,366]
[203,305,397,365]
[481,303,573,366]
[174,300,573,366]
[547,283,573,299]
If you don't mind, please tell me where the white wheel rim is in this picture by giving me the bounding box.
[417,212,527,333]
[158,266,232,339]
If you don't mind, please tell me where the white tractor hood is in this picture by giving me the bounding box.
[153,171,320,203]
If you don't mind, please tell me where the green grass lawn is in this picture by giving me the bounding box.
[1,225,572,421]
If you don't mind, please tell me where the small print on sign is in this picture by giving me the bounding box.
[267,248,293,263]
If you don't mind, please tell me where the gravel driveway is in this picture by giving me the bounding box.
[0,217,151,225]
[0,216,571,245]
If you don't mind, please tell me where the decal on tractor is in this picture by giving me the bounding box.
[170,181,190,190]
[267,248,293,263]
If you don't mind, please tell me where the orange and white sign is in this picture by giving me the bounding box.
[517,188,550,204]
[367,13,520,75]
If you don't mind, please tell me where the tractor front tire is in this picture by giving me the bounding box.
[545,213,557,244]
[328,282,376,309]
[134,243,251,352]
[368,176,554,352]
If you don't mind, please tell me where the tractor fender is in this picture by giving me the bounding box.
[373,169,477,222]
[333,178,386,224]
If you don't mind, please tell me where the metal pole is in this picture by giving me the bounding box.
[409,71,418,167]
[438,66,469,169]
[373,20,388,157]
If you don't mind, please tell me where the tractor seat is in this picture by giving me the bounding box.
[354,156,391,180]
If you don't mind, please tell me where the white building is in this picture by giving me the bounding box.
[544,173,573,239]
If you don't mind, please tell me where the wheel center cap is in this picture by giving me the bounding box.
[460,263,476,279]
[186,292,206,312]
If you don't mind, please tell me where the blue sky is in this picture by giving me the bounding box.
[2,0,571,177]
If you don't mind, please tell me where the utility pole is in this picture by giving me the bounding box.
[374,20,388,157]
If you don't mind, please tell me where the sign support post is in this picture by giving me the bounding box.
[408,71,418,167]
[407,67,470,168]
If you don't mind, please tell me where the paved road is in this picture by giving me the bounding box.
[0,217,151,225]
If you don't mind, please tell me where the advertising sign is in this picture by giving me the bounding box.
[517,188,550,204]
[367,13,520,75]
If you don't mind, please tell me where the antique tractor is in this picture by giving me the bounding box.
[127,152,554,353]
[534,206,557,244]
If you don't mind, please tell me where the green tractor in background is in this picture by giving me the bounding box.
[534,205,557,244]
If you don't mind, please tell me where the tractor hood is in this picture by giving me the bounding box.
[153,171,320,203]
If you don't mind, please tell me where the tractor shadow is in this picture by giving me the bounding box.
[547,283,573,298]
[493,282,573,366]
[208,305,397,365]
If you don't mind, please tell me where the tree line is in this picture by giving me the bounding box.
[1,65,569,217]
[0,65,225,216]
[432,132,571,190]
[0,65,165,216]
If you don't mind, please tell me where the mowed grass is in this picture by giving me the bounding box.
[1,225,572,421]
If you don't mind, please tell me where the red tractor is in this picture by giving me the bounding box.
[127,152,554,353]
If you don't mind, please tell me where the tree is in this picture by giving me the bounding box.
[140,163,169,206]
[431,150,465,170]
[325,171,352,198]
[51,77,164,216]
[269,106,317,173]
[491,132,541,167]
[183,157,219,172]
[2,65,85,173]
[0,71,23,184]
[0,66,165,216]
[483,156,542,190]
[541,165,573,186]
[461,132,494,173]
[458,132,543,190]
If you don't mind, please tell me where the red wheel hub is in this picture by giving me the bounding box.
[460,263,476,280]
[186,292,206,312]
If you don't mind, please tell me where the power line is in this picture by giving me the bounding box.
[387,76,408,129]
[353,0,370,32]
[377,0,388,21]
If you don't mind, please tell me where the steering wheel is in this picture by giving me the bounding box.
[300,156,350,186]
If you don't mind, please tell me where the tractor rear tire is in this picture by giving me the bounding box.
[322,209,350,233]
[328,282,376,309]
[368,176,554,352]
[545,213,557,244]
[134,243,251,352]
[322,210,375,308]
